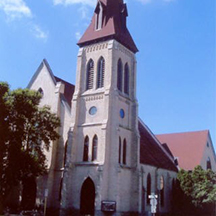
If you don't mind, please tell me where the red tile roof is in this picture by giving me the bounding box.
[156,130,209,170]
[139,121,178,172]
[78,0,138,53]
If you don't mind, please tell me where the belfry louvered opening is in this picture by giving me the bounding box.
[117,59,123,91]
[86,59,94,90]
[97,57,105,88]
[124,63,129,95]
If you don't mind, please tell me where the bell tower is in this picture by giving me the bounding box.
[61,0,140,214]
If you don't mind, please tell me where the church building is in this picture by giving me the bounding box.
[27,0,189,215]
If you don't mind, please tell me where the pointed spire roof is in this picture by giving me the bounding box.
[78,0,138,53]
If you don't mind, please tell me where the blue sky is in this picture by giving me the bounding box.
[0,0,215,147]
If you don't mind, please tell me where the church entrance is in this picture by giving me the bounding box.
[80,177,95,215]
[21,176,37,210]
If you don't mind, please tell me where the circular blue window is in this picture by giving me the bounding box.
[89,106,97,115]
[120,109,125,118]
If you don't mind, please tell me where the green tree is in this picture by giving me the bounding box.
[177,165,216,214]
[0,82,60,213]
[0,82,10,214]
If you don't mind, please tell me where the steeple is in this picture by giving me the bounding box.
[78,0,138,53]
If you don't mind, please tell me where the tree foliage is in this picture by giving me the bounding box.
[0,82,60,213]
[177,165,216,208]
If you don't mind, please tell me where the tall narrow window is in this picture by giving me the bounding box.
[142,187,145,213]
[59,177,63,201]
[123,139,127,165]
[83,136,89,162]
[97,57,105,88]
[147,174,151,205]
[120,5,127,30]
[92,135,98,161]
[124,63,129,95]
[117,59,123,91]
[118,137,121,164]
[172,179,175,202]
[160,176,164,207]
[207,157,212,170]
[64,140,68,167]
[86,59,94,90]
[95,3,103,30]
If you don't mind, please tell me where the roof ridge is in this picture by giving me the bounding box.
[54,75,74,87]
[156,130,209,136]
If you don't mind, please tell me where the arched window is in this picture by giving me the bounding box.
[207,157,212,170]
[86,59,94,90]
[92,135,98,161]
[117,59,123,91]
[160,176,164,207]
[147,173,151,205]
[124,63,129,95]
[123,139,127,165]
[38,87,44,96]
[83,136,89,162]
[118,137,121,164]
[97,57,105,88]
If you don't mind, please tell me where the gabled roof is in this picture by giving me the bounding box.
[27,59,57,89]
[156,130,210,170]
[28,59,75,108]
[78,0,138,53]
[139,120,178,172]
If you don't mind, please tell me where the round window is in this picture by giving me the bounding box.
[120,109,125,118]
[89,106,97,115]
